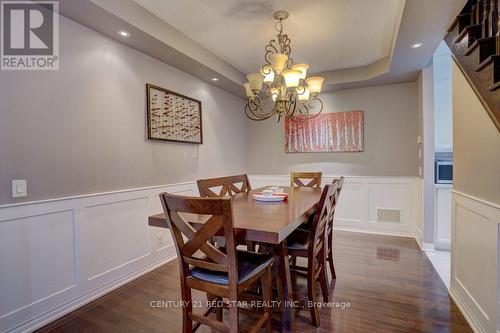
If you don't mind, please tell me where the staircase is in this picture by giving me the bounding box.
[446,0,500,132]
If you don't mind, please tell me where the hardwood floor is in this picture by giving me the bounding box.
[37,232,472,333]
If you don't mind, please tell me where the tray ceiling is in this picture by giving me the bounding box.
[134,0,404,74]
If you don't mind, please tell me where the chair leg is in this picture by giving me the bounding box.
[318,249,329,303]
[228,304,239,333]
[215,296,223,321]
[328,253,336,280]
[261,267,273,333]
[307,270,320,327]
[182,287,193,333]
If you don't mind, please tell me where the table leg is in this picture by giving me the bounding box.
[274,241,296,333]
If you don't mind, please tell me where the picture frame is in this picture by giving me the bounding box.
[146,83,203,144]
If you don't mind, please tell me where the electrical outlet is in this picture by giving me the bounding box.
[12,179,27,198]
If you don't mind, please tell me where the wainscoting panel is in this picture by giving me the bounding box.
[84,197,150,285]
[450,190,500,333]
[249,175,420,237]
[0,210,76,330]
[0,181,197,333]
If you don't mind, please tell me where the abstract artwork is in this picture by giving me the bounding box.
[146,84,202,144]
[285,110,364,153]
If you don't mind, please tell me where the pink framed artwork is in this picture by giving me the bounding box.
[285,110,364,153]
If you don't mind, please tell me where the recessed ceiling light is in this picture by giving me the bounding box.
[117,30,130,38]
[411,42,423,49]
[211,77,219,81]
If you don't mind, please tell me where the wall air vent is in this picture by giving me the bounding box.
[376,208,401,224]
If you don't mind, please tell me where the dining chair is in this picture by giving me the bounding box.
[197,174,255,251]
[197,174,252,197]
[290,172,322,188]
[159,193,273,333]
[325,177,344,280]
[286,183,338,327]
[296,177,344,281]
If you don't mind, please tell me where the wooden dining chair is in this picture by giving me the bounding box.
[197,174,252,197]
[295,177,345,281]
[159,193,273,333]
[290,172,322,188]
[286,183,338,327]
[197,174,255,251]
[324,177,344,280]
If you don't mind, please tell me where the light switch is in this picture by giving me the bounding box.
[417,136,422,144]
[12,179,27,198]
[418,149,422,159]
[418,166,422,177]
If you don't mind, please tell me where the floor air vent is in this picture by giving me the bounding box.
[376,208,401,224]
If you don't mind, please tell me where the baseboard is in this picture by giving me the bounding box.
[333,225,415,239]
[8,247,177,333]
[422,242,435,252]
[449,287,485,333]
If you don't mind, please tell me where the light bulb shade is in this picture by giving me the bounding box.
[282,69,302,88]
[305,76,325,95]
[292,63,309,80]
[247,73,263,93]
[297,86,310,101]
[243,83,253,97]
[261,65,275,83]
[269,53,288,74]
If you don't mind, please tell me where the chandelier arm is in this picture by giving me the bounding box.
[245,96,276,120]
[304,97,324,119]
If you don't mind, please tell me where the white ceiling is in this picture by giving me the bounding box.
[134,0,404,74]
[60,0,467,97]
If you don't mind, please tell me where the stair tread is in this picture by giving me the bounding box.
[488,81,500,91]
[454,24,482,44]
[465,37,496,56]
[475,55,500,72]
[448,12,472,32]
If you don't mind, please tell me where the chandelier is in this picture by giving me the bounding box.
[243,10,325,122]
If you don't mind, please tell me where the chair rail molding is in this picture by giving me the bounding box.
[450,189,500,333]
[0,181,199,333]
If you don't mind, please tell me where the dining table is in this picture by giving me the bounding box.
[148,186,323,333]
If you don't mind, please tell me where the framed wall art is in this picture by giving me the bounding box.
[285,110,364,153]
[146,83,203,144]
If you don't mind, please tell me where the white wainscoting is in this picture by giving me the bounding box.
[0,181,198,333]
[0,175,423,332]
[450,190,500,333]
[249,175,421,238]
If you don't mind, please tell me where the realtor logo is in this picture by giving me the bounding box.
[1,0,59,70]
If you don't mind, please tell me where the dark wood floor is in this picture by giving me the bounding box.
[37,232,472,333]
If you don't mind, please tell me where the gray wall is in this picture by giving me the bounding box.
[452,62,500,204]
[246,82,419,176]
[0,16,247,205]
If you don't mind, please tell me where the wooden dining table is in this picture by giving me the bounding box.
[148,186,323,333]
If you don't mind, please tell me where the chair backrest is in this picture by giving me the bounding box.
[159,193,238,285]
[290,172,322,188]
[308,183,338,257]
[197,174,252,197]
[333,176,344,204]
